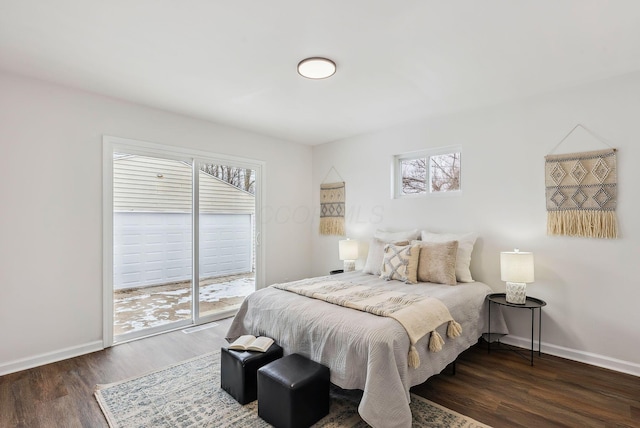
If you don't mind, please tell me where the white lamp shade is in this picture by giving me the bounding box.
[339,239,359,261]
[500,250,534,283]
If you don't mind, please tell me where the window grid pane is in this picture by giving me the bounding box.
[401,158,427,195]
[429,152,461,193]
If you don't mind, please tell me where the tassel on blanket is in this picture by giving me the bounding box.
[447,320,462,338]
[429,331,444,352]
[408,344,420,368]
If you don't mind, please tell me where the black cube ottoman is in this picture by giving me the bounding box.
[257,353,330,428]
[220,342,283,404]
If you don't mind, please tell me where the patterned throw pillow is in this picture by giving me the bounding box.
[363,238,410,275]
[379,244,420,284]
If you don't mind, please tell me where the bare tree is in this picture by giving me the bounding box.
[430,153,460,192]
[401,158,427,194]
[243,168,254,193]
[400,152,460,195]
[200,164,255,194]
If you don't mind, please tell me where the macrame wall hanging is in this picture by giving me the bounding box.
[545,124,618,239]
[319,166,345,236]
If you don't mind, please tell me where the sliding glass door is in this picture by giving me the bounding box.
[103,137,262,346]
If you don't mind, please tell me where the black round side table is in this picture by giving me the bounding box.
[486,292,547,366]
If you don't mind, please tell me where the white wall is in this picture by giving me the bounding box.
[0,71,313,373]
[312,72,640,375]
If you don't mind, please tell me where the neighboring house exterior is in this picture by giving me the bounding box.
[113,155,255,290]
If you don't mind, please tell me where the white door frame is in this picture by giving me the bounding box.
[102,135,265,347]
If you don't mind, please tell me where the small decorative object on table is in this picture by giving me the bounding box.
[500,249,534,304]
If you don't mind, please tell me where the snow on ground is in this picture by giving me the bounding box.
[199,277,254,301]
[113,273,254,336]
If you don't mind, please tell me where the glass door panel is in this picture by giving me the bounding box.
[112,152,193,341]
[197,163,256,320]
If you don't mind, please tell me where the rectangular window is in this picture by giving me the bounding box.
[393,146,461,198]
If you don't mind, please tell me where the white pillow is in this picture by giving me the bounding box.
[374,229,420,242]
[420,231,478,283]
[363,237,409,275]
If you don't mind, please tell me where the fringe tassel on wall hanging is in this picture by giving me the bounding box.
[319,181,345,236]
[545,148,618,239]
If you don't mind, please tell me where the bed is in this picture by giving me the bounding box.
[226,269,507,428]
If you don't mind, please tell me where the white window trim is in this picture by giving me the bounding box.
[392,145,462,199]
[102,135,265,347]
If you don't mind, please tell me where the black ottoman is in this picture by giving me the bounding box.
[220,343,283,404]
[257,353,330,428]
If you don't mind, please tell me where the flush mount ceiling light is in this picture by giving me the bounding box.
[297,57,336,79]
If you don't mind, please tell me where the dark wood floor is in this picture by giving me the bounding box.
[1,317,638,428]
[412,343,640,428]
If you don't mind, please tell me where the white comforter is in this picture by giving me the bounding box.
[226,271,507,428]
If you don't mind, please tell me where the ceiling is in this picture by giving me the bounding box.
[1,1,640,145]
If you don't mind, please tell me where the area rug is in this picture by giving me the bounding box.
[95,351,490,427]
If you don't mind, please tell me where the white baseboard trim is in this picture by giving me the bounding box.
[500,335,640,377]
[2,336,638,379]
[0,341,104,376]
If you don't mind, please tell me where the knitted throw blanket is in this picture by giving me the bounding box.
[545,148,618,238]
[272,278,462,368]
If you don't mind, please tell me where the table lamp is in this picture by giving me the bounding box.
[339,239,359,272]
[500,249,534,304]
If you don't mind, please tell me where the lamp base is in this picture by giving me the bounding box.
[506,282,527,304]
[343,260,355,272]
